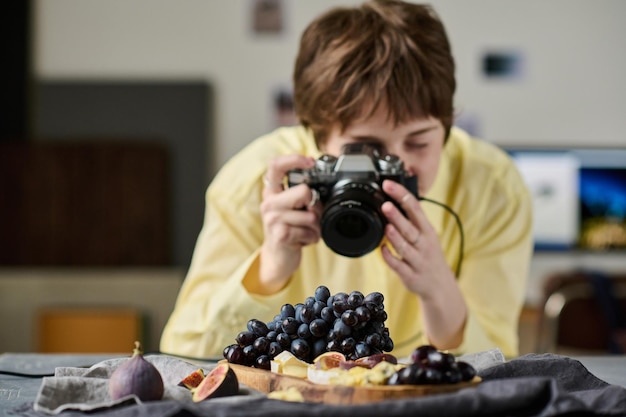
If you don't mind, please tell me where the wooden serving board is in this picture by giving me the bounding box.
[228,362,481,405]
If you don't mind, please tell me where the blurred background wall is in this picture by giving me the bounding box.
[0,0,624,354]
[32,0,626,165]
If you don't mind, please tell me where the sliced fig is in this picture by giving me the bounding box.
[356,353,398,368]
[191,362,239,402]
[108,341,164,402]
[313,351,346,370]
[178,368,206,390]
[338,359,367,370]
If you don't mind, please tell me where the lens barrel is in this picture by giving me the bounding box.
[320,183,387,257]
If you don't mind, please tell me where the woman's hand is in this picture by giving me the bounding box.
[380,179,467,350]
[256,155,322,294]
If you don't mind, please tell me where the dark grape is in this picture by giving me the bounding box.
[266,330,278,342]
[321,306,335,323]
[309,318,328,338]
[457,361,477,381]
[369,320,385,334]
[383,336,394,351]
[365,333,381,348]
[312,338,326,359]
[252,337,269,354]
[333,320,352,338]
[364,291,384,305]
[410,344,437,364]
[443,363,462,384]
[255,355,271,370]
[280,304,295,320]
[267,320,277,331]
[355,305,371,323]
[281,317,299,334]
[313,300,325,316]
[391,365,416,384]
[347,291,364,308]
[291,338,310,360]
[268,341,282,358]
[225,344,244,365]
[332,299,348,315]
[297,322,312,339]
[427,350,455,370]
[276,332,291,349]
[242,345,257,366]
[300,305,316,324]
[326,339,340,352]
[304,296,316,307]
[236,330,256,347]
[354,342,371,358]
[314,285,331,302]
[375,310,388,321]
[340,337,356,354]
[341,310,359,327]
[326,294,335,309]
[295,304,304,322]
[424,367,444,384]
[334,292,348,303]
[247,319,269,337]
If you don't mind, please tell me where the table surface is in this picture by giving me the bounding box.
[0,353,624,416]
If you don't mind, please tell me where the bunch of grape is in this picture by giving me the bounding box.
[223,285,394,369]
[388,345,476,385]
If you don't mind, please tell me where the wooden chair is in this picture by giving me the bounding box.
[536,270,626,354]
[38,307,143,353]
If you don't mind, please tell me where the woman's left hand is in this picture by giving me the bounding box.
[380,179,467,350]
[380,180,453,298]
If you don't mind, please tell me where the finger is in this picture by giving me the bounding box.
[264,155,316,195]
[381,244,414,276]
[385,222,418,264]
[266,208,320,230]
[382,180,429,229]
[262,175,285,192]
[262,183,317,212]
[382,201,421,245]
[266,213,321,245]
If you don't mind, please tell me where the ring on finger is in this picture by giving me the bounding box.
[263,175,284,191]
[308,188,320,208]
[401,193,412,204]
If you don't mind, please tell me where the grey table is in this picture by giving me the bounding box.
[572,355,626,387]
[0,353,625,416]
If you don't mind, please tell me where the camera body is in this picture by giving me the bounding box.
[287,143,418,257]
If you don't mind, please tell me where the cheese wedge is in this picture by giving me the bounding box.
[270,351,309,379]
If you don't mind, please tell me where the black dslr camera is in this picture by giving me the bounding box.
[287,143,418,257]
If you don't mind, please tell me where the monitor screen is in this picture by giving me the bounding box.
[505,147,626,251]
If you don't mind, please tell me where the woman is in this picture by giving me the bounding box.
[160,0,533,359]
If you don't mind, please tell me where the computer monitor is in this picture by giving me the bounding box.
[505,147,626,251]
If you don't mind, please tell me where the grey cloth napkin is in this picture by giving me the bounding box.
[33,355,262,414]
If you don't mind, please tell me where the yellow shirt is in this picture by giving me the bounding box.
[160,126,533,359]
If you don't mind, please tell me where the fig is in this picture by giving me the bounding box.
[191,362,239,402]
[313,352,345,370]
[355,353,398,368]
[108,341,164,402]
[178,368,206,389]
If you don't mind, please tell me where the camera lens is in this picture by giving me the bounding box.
[321,182,387,257]
[335,214,369,239]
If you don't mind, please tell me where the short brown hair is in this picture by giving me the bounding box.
[293,0,456,145]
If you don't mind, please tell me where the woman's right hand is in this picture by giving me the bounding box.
[256,154,322,294]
